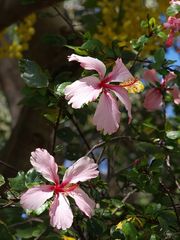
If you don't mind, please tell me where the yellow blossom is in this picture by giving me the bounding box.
[62,236,76,240]
[94,0,169,53]
[0,13,36,59]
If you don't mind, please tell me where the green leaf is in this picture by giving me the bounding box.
[66,143,82,160]
[26,201,49,215]
[145,203,162,217]
[25,168,44,188]
[8,171,26,192]
[154,48,165,64]
[54,82,71,97]
[0,174,5,187]
[42,34,66,46]
[166,130,180,140]
[87,218,107,236]
[81,39,103,53]
[19,59,49,88]
[140,20,148,28]
[57,127,77,142]
[16,223,46,239]
[110,226,125,239]
[150,234,160,240]
[65,45,88,55]
[122,222,137,239]
[157,31,167,40]
[166,4,180,16]
[142,122,159,131]
[0,220,14,240]
[149,17,156,28]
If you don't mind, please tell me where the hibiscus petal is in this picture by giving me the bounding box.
[144,88,163,111]
[110,86,132,123]
[49,194,73,230]
[63,156,99,184]
[163,71,177,86]
[69,187,95,217]
[93,92,120,135]
[144,69,159,86]
[168,86,180,105]
[64,76,102,109]
[68,54,106,79]
[106,58,133,83]
[30,148,59,184]
[20,185,53,210]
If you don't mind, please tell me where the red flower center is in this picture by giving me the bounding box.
[52,183,78,194]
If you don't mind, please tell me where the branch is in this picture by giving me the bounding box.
[0,0,61,31]
[160,181,180,229]
[122,188,137,203]
[86,135,156,156]
[66,110,97,161]
[51,107,62,156]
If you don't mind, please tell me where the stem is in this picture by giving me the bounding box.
[160,182,180,229]
[122,188,137,203]
[162,93,167,131]
[130,50,141,71]
[0,160,17,172]
[165,155,180,190]
[53,6,77,34]
[97,146,106,163]
[9,218,43,228]
[51,107,61,156]
[73,224,86,240]
[86,135,157,156]
[66,110,97,161]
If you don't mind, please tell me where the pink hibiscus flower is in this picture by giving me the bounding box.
[164,16,180,47]
[143,69,180,111]
[20,148,99,230]
[169,0,180,6]
[64,54,136,134]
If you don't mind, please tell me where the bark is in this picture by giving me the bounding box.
[0,3,72,177]
[0,0,61,31]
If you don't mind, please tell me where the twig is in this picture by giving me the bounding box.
[86,135,156,156]
[97,146,106,164]
[160,182,180,229]
[122,188,137,203]
[165,155,180,190]
[130,50,141,71]
[0,160,17,172]
[9,217,44,228]
[53,6,77,34]
[0,200,14,209]
[66,110,97,161]
[51,107,61,156]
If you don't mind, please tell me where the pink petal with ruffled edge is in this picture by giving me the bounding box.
[110,86,132,123]
[69,187,95,217]
[144,69,159,86]
[49,194,73,230]
[68,54,106,79]
[144,88,163,111]
[170,0,180,6]
[105,58,134,83]
[20,185,53,210]
[93,91,120,135]
[163,72,177,86]
[30,149,59,184]
[64,76,102,109]
[168,86,180,105]
[63,156,99,184]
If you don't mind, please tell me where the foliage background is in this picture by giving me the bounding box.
[0,0,179,239]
